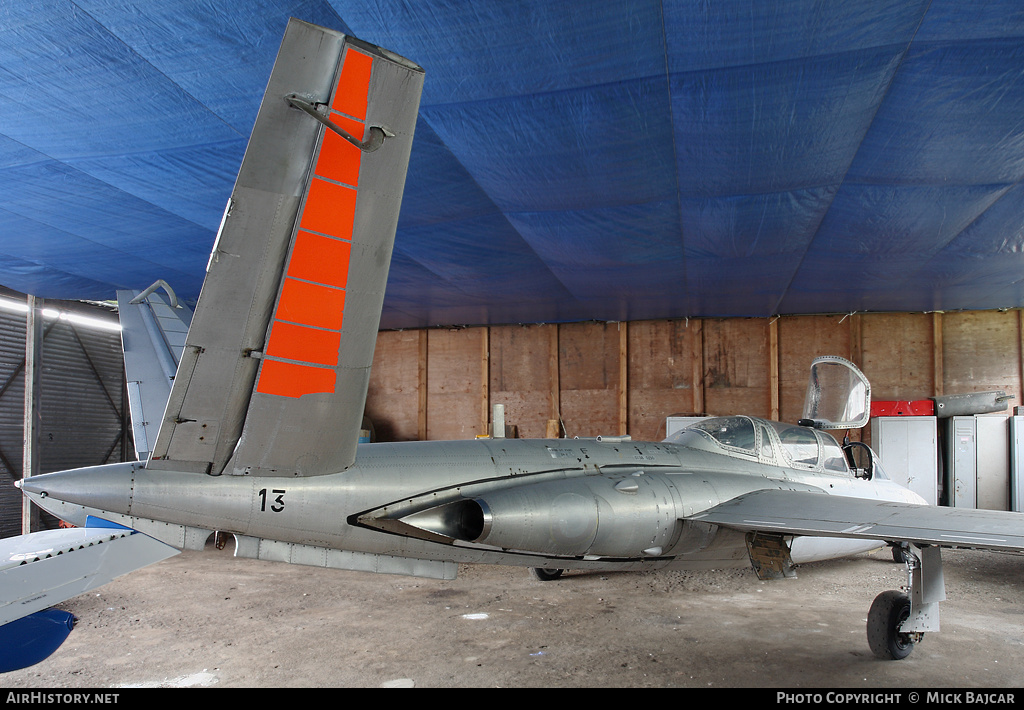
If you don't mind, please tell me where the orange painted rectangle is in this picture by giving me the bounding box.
[265,320,341,367]
[275,277,346,331]
[287,230,351,289]
[256,358,336,399]
[298,177,357,239]
[331,47,373,120]
[315,120,363,187]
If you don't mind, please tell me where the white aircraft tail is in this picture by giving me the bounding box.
[116,282,192,461]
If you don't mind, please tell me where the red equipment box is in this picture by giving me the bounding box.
[870,400,935,417]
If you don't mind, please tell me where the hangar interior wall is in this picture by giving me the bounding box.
[0,305,128,538]
[366,310,1024,445]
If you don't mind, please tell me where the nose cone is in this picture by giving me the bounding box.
[18,462,138,518]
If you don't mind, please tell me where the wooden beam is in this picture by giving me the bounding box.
[418,329,428,441]
[548,324,560,426]
[618,322,628,435]
[692,319,705,414]
[769,318,779,421]
[481,327,490,436]
[849,314,862,366]
[932,312,944,397]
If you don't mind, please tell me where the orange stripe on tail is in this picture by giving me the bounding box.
[257,46,373,399]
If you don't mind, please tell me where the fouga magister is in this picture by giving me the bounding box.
[6,18,1024,671]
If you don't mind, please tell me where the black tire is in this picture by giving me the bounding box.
[867,590,916,660]
[891,545,907,564]
[529,567,564,581]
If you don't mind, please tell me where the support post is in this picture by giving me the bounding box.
[481,328,490,437]
[618,322,628,436]
[548,325,560,432]
[22,295,42,533]
[692,319,705,415]
[769,318,780,421]
[417,330,428,441]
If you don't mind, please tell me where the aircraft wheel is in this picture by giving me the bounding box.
[529,567,564,581]
[867,590,916,660]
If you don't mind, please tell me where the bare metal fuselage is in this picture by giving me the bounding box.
[20,435,919,580]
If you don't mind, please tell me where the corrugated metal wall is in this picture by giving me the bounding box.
[0,305,128,538]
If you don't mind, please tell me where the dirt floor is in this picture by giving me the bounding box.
[4,542,1024,688]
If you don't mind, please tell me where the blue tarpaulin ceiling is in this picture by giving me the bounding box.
[3,1,1024,330]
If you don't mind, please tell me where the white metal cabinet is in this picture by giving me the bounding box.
[947,415,1010,510]
[1010,415,1024,512]
[870,416,939,505]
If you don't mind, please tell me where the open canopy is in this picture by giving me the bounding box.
[2,1,1024,329]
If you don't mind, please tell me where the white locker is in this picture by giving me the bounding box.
[870,416,939,505]
[948,416,976,508]
[1010,415,1024,512]
[947,415,1011,511]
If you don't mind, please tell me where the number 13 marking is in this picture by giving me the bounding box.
[258,488,286,513]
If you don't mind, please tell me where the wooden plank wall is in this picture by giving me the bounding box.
[364,311,1024,443]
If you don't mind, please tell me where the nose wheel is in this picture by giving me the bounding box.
[867,590,918,659]
[866,543,943,660]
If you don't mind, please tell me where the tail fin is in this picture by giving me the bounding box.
[116,282,192,461]
[144,20,424,477]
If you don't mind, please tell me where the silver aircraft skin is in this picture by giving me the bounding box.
[13,415,923,577]
[11,19,1024,663]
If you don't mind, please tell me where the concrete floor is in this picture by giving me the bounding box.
[4,543,1024,688]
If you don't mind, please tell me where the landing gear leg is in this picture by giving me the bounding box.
[866,543,944,660]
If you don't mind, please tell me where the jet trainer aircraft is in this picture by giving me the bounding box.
[4,19,1024,671]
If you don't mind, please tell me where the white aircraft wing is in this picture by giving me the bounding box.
[0,520,180,627]
[691,489,1024,552]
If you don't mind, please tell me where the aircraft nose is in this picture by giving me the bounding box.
[16,477,41,494]
[17,472,58,497]
[16,463,137,516]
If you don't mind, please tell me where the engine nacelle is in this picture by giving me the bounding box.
[399,473,684,558]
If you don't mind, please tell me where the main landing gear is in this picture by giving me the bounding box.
[529,544,946,661]
[867,543,944,660]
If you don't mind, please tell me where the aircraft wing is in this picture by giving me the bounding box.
[0,519,179,671]
[0,519,180,627]
[691,489,1024,552]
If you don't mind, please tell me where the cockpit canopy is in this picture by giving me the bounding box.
[802,355,871,430]
[691,416,757,451]
[661,357,883,478]
[665,415,855,476]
